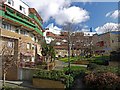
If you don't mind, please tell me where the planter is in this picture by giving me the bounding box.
[33,78,65,89]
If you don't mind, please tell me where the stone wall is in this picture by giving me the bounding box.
[33,78,65,89]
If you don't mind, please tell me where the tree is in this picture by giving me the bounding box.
[48,44,56,62]
[1,42,15,86]
[41,42,56,63]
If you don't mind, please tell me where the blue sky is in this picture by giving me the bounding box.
[43,2,118,32]
[24,0,119,33]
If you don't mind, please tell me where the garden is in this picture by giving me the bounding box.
[32,63,120,89]
[31,54,120,89]
[59,55,110,65]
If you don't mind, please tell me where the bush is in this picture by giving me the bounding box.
[84,72,120,89]
[2,86,13,90]
[33,70,74,88]
[64,66,88,78]
[87,63,98,70]
[93,66,119,74]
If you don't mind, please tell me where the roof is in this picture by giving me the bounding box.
[29,8,43,21]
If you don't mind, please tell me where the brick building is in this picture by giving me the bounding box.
[45,30,92,57]
[92,31,120,55]
[0,0,44,80]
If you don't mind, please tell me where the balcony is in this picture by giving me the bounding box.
[0,3,43,36]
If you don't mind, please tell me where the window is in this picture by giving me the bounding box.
[27,43,31,49]
[31,57,35,62]
[20,30,26,35]
[25,31,29,36]
[32,44,35,50]
[15,29,20,34]
[7,41,13,48]
[19,5,26,14]
[2,23,11,30]
[34,37,38,42]
[112,40,114,43]
[8,0,14,6]
[20,6,22,10]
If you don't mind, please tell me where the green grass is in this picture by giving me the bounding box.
[63,66,86,71]
[59,55,110,65]
[59,56,84,62]
[88,55,109,61]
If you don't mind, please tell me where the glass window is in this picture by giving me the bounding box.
[20,5,22,10]
[27,43,31,49]
[20,30,26,35]
[7,41,13,48]
[19,5,26,14]
[15,29,19,33]
[32,44,35,50]
[2,23,11,30]
[8,0,14,6]
[31,57,35,62]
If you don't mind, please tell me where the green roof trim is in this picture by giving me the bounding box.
[0,9,43,36]
[29,13,43,28]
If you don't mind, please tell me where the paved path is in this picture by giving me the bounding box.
[54,60,87,70]
[54,60,68,70]
[0,80,38,89]
[70,64,87,67]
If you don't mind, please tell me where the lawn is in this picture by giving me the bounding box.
[88,55,110,61]
[63,66,87,71]
[59,55,110,65]
[59,56,85,62]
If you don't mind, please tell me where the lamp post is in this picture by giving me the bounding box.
[63,19,77,88]
[66,23,71,88]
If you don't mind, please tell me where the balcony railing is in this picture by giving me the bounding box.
[0,3,43,36]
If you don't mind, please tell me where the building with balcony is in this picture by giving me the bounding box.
[92,31,120,55]
[45,29,92,57]
[0,0,44,80]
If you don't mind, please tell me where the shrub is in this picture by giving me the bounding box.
[84,72,120,89]
[87,63,98,70]
[64,66,88,78]
[118,66,120,76]
[33,70,74,88]
[93,66,119,74]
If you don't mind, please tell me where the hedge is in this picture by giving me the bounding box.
[33,70,74,88]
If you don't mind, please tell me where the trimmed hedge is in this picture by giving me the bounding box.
[33,70,74,88]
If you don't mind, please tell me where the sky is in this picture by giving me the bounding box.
[23,0,119,34]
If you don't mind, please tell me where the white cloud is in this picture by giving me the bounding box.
[106,10,119,19]
[95,23,119,34]
[54,6,90,25]
[23,0,90,25]
[23,0,70,22]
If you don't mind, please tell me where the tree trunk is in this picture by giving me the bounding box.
[3,72,6,87]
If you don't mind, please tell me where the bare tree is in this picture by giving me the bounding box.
[1,42,15,86]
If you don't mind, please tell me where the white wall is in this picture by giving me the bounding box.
[4,0,29,16]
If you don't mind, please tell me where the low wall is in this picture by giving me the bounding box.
[18,67,37,81]
[33,78,65,89]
